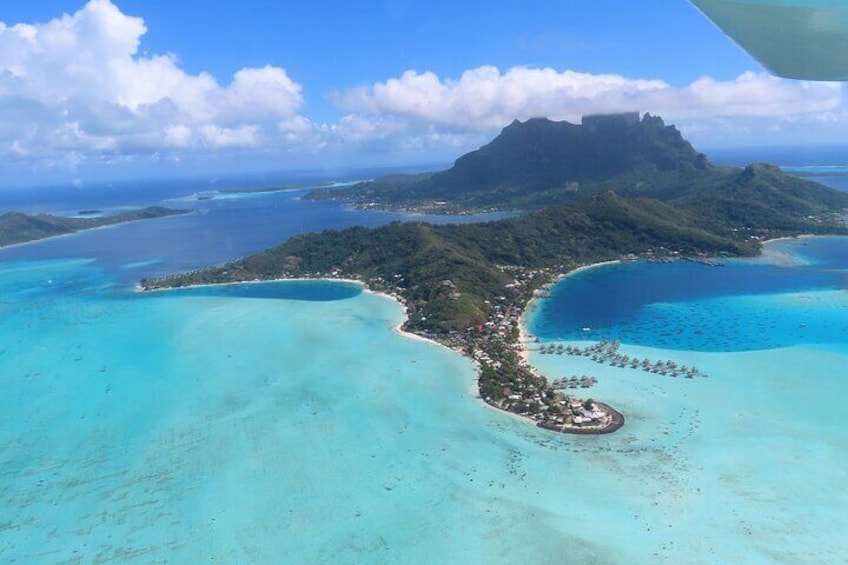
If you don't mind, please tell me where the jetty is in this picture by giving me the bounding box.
[558,340,709,379]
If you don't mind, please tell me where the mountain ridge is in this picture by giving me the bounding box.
[143,115,848,434]
[307,113,848,218]
[0,206,190,248]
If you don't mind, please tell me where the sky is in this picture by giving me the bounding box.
[0,0,846,187]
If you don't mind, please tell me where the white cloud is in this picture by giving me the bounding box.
[199,125,260,148]
[0,0,304,163]
[331,66,844,146]
[163,125,193,148]
[225,66,303,123]
[1,1,845,175]
[181,63,848,160]
[674,72,841,118]
[334,66,669,129]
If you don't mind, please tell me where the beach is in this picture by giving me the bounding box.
[517,259,622,362]
[0,209,193,251]
[4,237,848,562]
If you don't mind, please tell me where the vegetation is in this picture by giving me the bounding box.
[141,114,848,434]
[306,114,848,217]
[142,192,766,328]
[0,206,190,248]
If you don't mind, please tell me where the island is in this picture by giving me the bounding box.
[141,114,848,434]
[0,206,191,248]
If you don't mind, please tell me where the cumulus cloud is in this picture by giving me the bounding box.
[333,66,842,134]
[1,1,845,173]
[0,0,304,163]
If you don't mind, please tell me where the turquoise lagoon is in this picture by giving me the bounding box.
[2,236,847,563]
[3,152,848,564]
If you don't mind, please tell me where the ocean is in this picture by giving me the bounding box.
[1,153,847,563]
[531,238,848,352]
[0,180,513,285]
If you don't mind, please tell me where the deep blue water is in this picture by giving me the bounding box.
[803,174,848,192]
[528,148,848,351]
[4,158,848,351]
[3,156,848,562]
[0,165,447,214]
[707,143,848,168]
[0,182,514,285]
[531,237,848,352]
[2,148,844,287]
[708,144,848,193]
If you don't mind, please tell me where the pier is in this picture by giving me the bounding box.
[538,339,708,379]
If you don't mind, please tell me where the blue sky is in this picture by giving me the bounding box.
[1,1,846,186]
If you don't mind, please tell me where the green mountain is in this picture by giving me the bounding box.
[0,206,190,247]
[143,191,758,331]
[149,113,848,328]
[307,113,715,208]
[680,163,848,235]
[144,118,848,433]
[308,114,848,222]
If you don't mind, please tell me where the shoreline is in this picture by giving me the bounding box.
[537,402,625,435]
[136,275,366,293]
[760,233,815,246]
[143,248,772,437]
[0,222,134,252]
[518,259,621,365]
[751,236,815,267]
[0,209,193,252]
[140,267,628,435]
[137,275,464,361]
[512,239,835,433]
[139,274,484,399]
[516,258,627,435]
[562,259,622,278]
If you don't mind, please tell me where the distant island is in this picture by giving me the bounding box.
[307,113,848,225]
[141,114,848,434]
[0,206,190,248]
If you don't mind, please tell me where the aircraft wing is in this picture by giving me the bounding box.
[691,0,848,80]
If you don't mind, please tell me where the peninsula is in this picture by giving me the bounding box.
[141,114,848,434]
[0,206,190,248]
